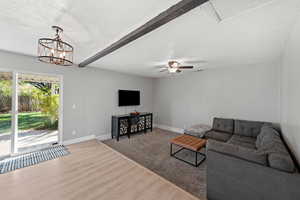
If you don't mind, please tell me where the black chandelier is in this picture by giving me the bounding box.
[38,26,73,66]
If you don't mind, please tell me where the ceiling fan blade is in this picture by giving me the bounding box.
[178,66,194,69]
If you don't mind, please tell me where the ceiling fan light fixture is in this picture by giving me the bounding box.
[168,68,177,73]
[38,26,74,66]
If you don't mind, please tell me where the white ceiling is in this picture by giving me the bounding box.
[0,0,299,77]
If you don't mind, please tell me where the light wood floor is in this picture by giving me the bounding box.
[0,140,200,200]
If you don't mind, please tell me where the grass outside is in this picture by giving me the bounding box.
[0,112,53,133]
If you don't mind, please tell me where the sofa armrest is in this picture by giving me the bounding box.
[207,140,267,166]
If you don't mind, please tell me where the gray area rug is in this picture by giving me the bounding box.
[0,145,70,174]
[102,128,207,199]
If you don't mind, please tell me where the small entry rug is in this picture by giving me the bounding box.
[0,145,70,174]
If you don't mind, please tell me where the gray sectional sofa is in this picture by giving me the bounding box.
[205,118,300,200]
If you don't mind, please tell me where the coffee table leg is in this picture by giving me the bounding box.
[170,145,206,167]
[195,151,198,166]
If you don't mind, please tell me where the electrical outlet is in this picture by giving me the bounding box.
[72,130,76,135]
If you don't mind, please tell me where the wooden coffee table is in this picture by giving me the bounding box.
[170,134,207,167]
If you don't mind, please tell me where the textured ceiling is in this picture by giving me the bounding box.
[0,0,300,77]
[0,0,178,63]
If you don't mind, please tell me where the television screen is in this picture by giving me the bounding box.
[118,90,140,106]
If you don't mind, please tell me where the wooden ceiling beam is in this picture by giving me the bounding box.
[79,0,208,67]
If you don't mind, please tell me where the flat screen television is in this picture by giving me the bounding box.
[118,90,140,106]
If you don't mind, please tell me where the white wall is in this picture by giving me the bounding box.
[280,14,300,163]
[153,63,280,129]
[0,50,154,141]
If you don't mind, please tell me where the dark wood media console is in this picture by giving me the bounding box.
[111,112,153,141]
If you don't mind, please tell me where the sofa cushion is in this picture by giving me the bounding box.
[234,120,269,137]
[227,135,256,150]
[256,126,280,149]
[267,144,295,173]
[212,118,234,134]
[207,140,268,166]
[205,130,232,142]
[256,126,295,173]
[268,153,295,173]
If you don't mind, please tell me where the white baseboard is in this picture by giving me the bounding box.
[154,124,184,134]
[63,135,95,145]
[96,134,111,141]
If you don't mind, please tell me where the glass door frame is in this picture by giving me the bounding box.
[0,68,63,155]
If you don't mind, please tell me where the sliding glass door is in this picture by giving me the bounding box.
[0,71,13,158]
[17,73,60,153]
[0,70,62,156]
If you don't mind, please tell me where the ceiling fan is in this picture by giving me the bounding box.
[159,61,194,74]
